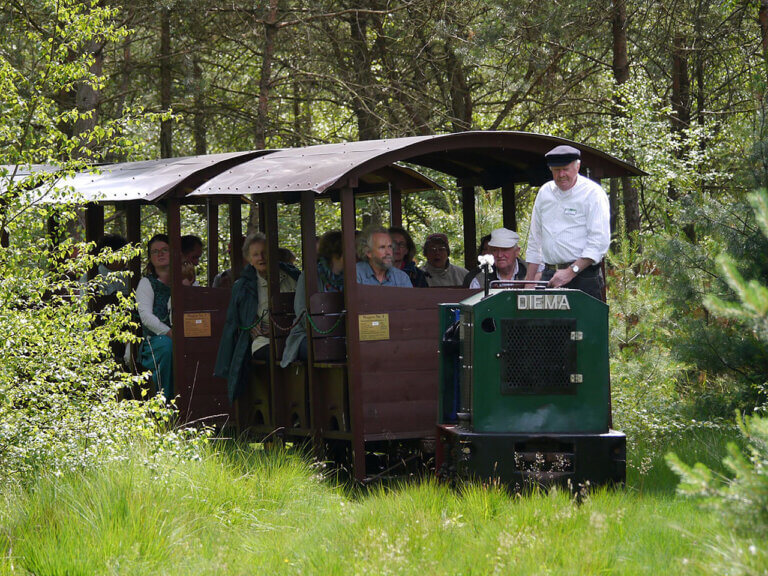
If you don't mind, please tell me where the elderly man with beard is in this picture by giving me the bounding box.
[356,225,413,287]
[465,228,527,289]
[524,145,610,301]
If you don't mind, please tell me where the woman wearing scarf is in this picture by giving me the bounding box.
[389,226,428,288]
[280,230,344,367]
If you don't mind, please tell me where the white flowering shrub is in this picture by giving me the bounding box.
[0,230,209,485]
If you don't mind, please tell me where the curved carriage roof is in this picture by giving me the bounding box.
[16,149,440,204]
[189,131,644,198]
[34,150,268,204]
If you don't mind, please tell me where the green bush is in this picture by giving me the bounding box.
[0,0,206,485]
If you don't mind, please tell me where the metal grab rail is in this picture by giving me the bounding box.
[489,280,549,290]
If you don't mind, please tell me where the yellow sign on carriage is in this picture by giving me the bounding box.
[184,312,212,338]
[358,313,390,341]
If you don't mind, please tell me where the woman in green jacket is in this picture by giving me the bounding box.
[214,232,296,402]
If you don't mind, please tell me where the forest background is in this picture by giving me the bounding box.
[1,0,768,572]
[18,0,763,420]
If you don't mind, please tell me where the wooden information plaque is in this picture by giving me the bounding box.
[184,312,212,338]
[358,313,390,341]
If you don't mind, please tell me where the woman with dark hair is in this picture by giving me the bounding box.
[215,232,297,402]
[280,230,344,367]
[389,226,428,287]
[180,234,203,286]
[136,233,174,398]
[462,233,493,288]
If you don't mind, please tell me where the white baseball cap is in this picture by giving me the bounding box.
[487,228,520,248]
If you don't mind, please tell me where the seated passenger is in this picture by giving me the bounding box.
[389,226,428,287]
[181,234,203,286]
[280,230,344,367]
[355,225,412,287]
[136,233,173,399]
[94,233,131,296]
[420,233,468,287]
[478,233,492,257]
[462,233,493,287]
[465,227,527,288]
[214,232,297,402]
[278,246,301,279]
[212,235,245,289]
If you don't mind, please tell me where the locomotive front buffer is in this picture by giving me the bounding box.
[436,287,626,489]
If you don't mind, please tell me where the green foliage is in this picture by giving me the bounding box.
[607,232,734,485]
[0,219,207,484]
[666,190,768,574]
[643,191,768,416]
[0,0,207,485]
[667,413,768,574]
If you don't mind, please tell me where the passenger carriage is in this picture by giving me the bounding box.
[19,131,643,483]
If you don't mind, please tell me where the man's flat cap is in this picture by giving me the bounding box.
[545,145,581,167]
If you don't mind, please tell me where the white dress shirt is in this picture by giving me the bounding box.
[526,174,610,265]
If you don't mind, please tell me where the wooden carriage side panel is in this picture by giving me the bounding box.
[271,291,297,362]
[309,291,347,362]
[176,286,232,425]
[271,291,311,434]
[352,286,476,440]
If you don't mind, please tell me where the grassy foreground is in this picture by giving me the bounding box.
[0,435,734,576]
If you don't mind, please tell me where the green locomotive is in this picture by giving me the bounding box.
[437,284,626,488]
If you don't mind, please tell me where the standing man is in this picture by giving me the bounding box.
[524,145,610,301]
[465,228,527,289]
[356,225,413,287]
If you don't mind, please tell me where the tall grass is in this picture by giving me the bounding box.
[0,436,735,576]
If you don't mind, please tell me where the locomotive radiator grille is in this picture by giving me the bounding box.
[499,318,577,394]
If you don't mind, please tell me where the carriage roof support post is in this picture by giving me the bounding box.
[85,203,105,281]
[299,190,320,444]
[206,199,219,286]
[228,197,242,281]
[389,185,402,228]
[340,184,366,481]
[126,202,141,290]
[167,196,186,406]
[300,190,318,296]
[263,196,286,435]
[502,183,516,232]
[462,185,476,271]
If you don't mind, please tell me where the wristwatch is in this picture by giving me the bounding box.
[571,263,580,274]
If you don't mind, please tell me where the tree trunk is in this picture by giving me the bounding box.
[72,39,103,159]
[670,32,696,242]
[446,47,472,132]
[611,0,629,85]
[611,0,640,237]
[760,0,768,83]
[254,0,278,149]
[349,12,381,140]
[160,7,173,159]
[193,54,207,155]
